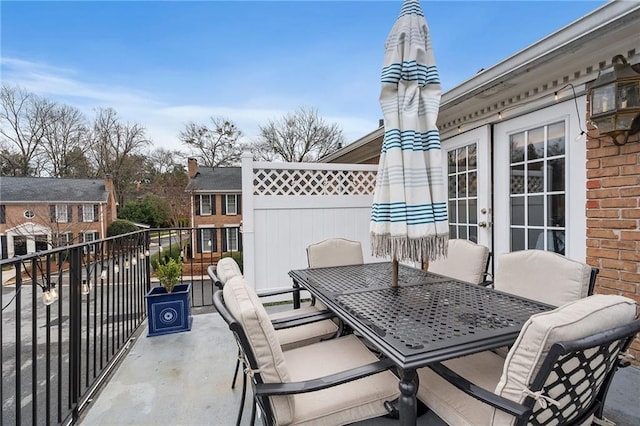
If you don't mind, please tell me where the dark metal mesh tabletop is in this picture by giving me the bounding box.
[335,280,548,356]
[290,263,551,361]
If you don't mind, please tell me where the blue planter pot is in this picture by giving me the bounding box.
[145,283,193,337]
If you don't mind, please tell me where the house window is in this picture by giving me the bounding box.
[24,210,35,219]
[55,204,68,222]
[0,205,5,224]
[509,121,566,254]
[13,236,27,256]
[55,232,73,246]
[225,195,237,215]
[83,205,94,222]
[199,195,214,216]
[83,231,99,253]
[200,228,215,252]
[447,143,479,242]
[35,235,49,252]
[226,227,239,251]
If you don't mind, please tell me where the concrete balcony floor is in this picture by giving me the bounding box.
[80,309,640,426]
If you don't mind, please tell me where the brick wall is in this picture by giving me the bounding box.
[586,127,640,361]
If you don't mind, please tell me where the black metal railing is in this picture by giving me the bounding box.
[0,227,237,425]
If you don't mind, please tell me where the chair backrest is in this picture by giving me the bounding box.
[494,249,593,306]
[306,238,364,268]
[428,239,490,284]
[216,257,243,285]
[492,294,638,426]
[215,277,295,424]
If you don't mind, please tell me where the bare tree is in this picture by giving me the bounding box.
[0,85,55,176]
[41,103,91,177]
[89,107,150,206]
[252,107,344,162]
[178,117,243,167]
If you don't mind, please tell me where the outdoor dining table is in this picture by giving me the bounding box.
[288,262,553,426]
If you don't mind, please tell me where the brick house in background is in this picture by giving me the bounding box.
[185,158,242,260]
[0,176,117,258]
[323,2,639,358]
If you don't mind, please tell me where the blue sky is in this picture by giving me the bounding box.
[1,0,607,152]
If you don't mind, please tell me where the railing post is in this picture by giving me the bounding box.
[69,245,83,421]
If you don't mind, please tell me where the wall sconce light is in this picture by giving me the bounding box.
[588,55,640,145]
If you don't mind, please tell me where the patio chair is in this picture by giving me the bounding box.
[492,249,598,307]
[428,239,491,285]
[214,276,401,425]
[416,294,639,426]
[306,237,364,268]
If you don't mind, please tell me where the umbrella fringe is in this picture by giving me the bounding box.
[371,234,448,263]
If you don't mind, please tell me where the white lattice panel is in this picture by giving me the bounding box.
[253,168,377,196]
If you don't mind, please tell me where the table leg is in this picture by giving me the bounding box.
[399,368,418,426]
[292,281,301,309]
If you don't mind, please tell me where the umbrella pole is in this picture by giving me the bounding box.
[392,259,399,287]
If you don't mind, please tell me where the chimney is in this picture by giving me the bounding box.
[378,119,384,127]
[187,157,198,178]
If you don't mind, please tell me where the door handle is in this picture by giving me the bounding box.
[478,221,489,228]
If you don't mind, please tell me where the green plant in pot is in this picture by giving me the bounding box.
[155,257,183,293]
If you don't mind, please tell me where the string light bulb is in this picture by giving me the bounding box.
[554,91,559,101]
[144,249,150,257]
[100,268,107,279]
[131,257,137,266]
[139,251,146,260]
[498,111,503,120]
[124,258,130,269]
[42,290,55,306]
[113,263,120,274]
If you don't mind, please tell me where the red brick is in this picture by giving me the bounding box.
[586,200,600,209]
[587,167,618,178]
[601,259,637,271]
[597,268,619,279]
[587,229,618,239]
[600,198,637,208]
[621,231,640,241]
[622,209,640,219]
[620,272,640,284]
[586,180,601,189]
[587,210,618,218]
[601,155,636,167]
[601,176,640,188]
[586,239,600,248]
[587,188,620,199]
[586,248,619,259]
[620,187,640,197]
[620,250,640,262]
[587,219,603,228]
[601,219,637,229]
[586,139,601,149]
[601,240,636,250]
[620,164,640,175]
[620,142,640,154]
[586,159,600,169]
[587,146,620,159]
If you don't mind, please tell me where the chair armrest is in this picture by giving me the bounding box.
[429,362,530,418]
[255,358,396,396]
[257,288,309,298]
[271,310,336,330]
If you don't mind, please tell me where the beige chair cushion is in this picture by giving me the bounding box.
[222,276,295,424]
[429,239,490,284]
[285,334,400,425]
[417,295,636,426]
[269,306,339,351]
[216,257,242,284]
[493,294,637,425]
[417,351,503,425]
[494,250,591,306]
[306,238,364,268]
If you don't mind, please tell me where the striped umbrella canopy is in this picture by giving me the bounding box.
[370,0,448,285]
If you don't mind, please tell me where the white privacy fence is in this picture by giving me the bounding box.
[241,152,380,292]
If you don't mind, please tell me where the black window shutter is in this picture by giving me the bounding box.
[211,195,216,215]
[78,206,83,221]
[238,228,243,251]
[221,195,226,215]
[94,205,99,222]
[68,205,73,222]
[0,205,5,224]
[196,230,202,253]
[212,228,218,252]
[195,196,200,215]
[237,195,241,215]
[50,205,56,222]
[221,228,227,252]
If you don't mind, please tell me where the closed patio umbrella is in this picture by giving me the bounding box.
[370,0,448,285]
